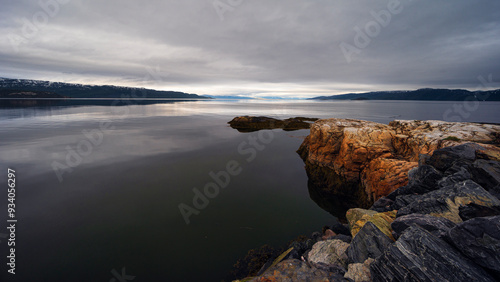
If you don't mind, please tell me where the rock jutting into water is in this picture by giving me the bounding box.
[233,118,500,281]
[243,141,500,281]
[228,116,319,132]
[297,119,500,209]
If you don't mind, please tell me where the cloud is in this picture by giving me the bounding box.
[0,0,499,98]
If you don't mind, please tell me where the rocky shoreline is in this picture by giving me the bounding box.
[231,117,500,282]
[298,119,500,211]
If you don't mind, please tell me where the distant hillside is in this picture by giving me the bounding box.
[311,88,500,101]
[0,89,66,99]
[0,78,209,99]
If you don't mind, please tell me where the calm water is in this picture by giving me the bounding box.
[0,100,499,281]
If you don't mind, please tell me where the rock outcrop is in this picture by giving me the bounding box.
[237,120,500,282]
[247,142,500,282]
[370,226,496,282]
[298,119,500,207]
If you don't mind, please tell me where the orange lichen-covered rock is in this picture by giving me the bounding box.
[298,119,500,206]
[362,158,418,201]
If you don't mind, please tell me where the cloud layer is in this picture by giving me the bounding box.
[1,0,499,97]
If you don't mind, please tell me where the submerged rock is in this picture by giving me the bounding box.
[370,226,496,282]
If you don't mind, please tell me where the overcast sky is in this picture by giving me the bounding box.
[1,0,499,98]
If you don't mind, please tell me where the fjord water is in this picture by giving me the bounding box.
[0,100,499,281]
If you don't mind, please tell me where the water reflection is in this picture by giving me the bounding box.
[0,100,499,281]
[0,98,199,108]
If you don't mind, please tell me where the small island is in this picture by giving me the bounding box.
[228,116,319,132]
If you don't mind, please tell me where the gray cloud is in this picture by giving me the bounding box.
[0,0,499,97]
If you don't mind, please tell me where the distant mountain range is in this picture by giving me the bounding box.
[0,78,209,99]
[311,88,500,101]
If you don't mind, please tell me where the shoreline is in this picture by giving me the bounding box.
[230,117,500,281]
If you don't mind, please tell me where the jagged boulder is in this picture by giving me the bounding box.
[458,203,500,220]
[391,213,456,239]
[437,166,472,188]
[369,197,394,212]
[427,143,483,171]
[344,258,374,282]
[307,239,350,269]
[370,226,496,281]
[392,194,420,210]
[385,165,443,200]
[470,159,500,199]
[346,222,393,263]
[446,215,500,279]
[397,180,500,223]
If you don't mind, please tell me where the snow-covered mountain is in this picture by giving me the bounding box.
[0,78,208,99]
